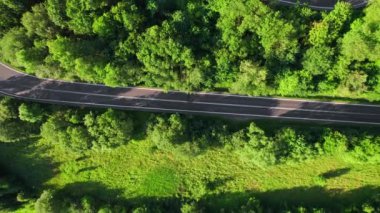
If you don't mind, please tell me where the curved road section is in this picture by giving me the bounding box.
[1,63,380,125]
[277,0,368,10]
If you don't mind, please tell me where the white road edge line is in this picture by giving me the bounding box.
[1,62,380,108]
[24,88,380,116]
[1,90,379,125]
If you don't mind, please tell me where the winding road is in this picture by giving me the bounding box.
[1,63,380,125]
[277,0,368,10]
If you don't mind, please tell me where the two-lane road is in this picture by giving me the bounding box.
[1,63,380,125]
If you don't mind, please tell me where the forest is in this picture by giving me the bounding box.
[0,0,379,100]
[1,0,380,212]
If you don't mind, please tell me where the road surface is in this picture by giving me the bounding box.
[1,63,380,125]
[277,0,368,10]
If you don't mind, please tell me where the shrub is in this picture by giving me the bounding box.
[320,129,348,154]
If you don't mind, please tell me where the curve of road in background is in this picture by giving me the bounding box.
[277,0,368,10]
[1,63,380,125]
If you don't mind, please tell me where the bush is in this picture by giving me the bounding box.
[320,129,348,154]
[147,114,187,149]
[18,103,45,123]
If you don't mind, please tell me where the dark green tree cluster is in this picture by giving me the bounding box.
[40,108,134,150]
[0,0,379,99]
[146,114,380,165]
[0,98,37,142]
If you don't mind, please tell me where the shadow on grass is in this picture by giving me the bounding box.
[0,140,58,190]
[321,168,351,179]
[199,185,380,212]
[57,181,124,203]
[52,182,380,212]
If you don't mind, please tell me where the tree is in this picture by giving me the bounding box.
[66,126,91,151]
[341,0,380,62]
[309,2,352,46]
[320,129,348,154]
[302,46,334,77]
[352,136,380,163]
[273,128,313,162]
[276,72,304,96]
[92,12,118,37]
[64,0,111,35]
[0,27,31,68]
[137,20,196,89]
[104,62,141,87]
[230,61,268,95]
[0,3,18,36]
[111,1,144,32]
[84,109,134,148]
[46,0,68,28]
[0,98,35,142]
[341,70,368,94]
[147,114,187,149]
[18,103,45,123]
[47,37,108,82]
[21,3,59,39]
[257,14,299,64]
[0,121,34,142]
[0,98,18,122]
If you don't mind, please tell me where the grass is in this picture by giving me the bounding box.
[0,138,380,209]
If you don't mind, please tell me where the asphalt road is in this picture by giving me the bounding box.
[1,63,380,125]
[277,0,368,10]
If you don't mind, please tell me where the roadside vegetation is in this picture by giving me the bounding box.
[1,0,380,212]
[1,97,380,212]
[0,0,379,101]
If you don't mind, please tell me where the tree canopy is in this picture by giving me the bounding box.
[0,0,379,100]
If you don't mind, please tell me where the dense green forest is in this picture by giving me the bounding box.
[0,0,379,100]
[1,97,380,212]
[1,0,380,212]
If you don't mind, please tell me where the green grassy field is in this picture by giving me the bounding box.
[1,137,379,211]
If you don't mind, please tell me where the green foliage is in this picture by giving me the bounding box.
[351,136,380,163]
[309,2,352,46]
[0,0,378,100]
[257,13,299,64]
[84,109,134,148]
[0,27,31,67]
[18,103,45,123]
[1,98,380,211]
[111,1,144,32]
[21,3,58,39]
[341,0,380,62]
[0,3,18,37]
[35,190,56,213]
[273,128,314,163]
[276,72,303,96]
[147,114,187,149]
[137,19,197,89]
[65,0,110,35]
[0,98,18,122]
[320,129,348,154]
[46,0,67,28]
[302,46,334,77]
[230,61,268,95]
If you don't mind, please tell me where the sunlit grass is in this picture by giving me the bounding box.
[0,138,379,207]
